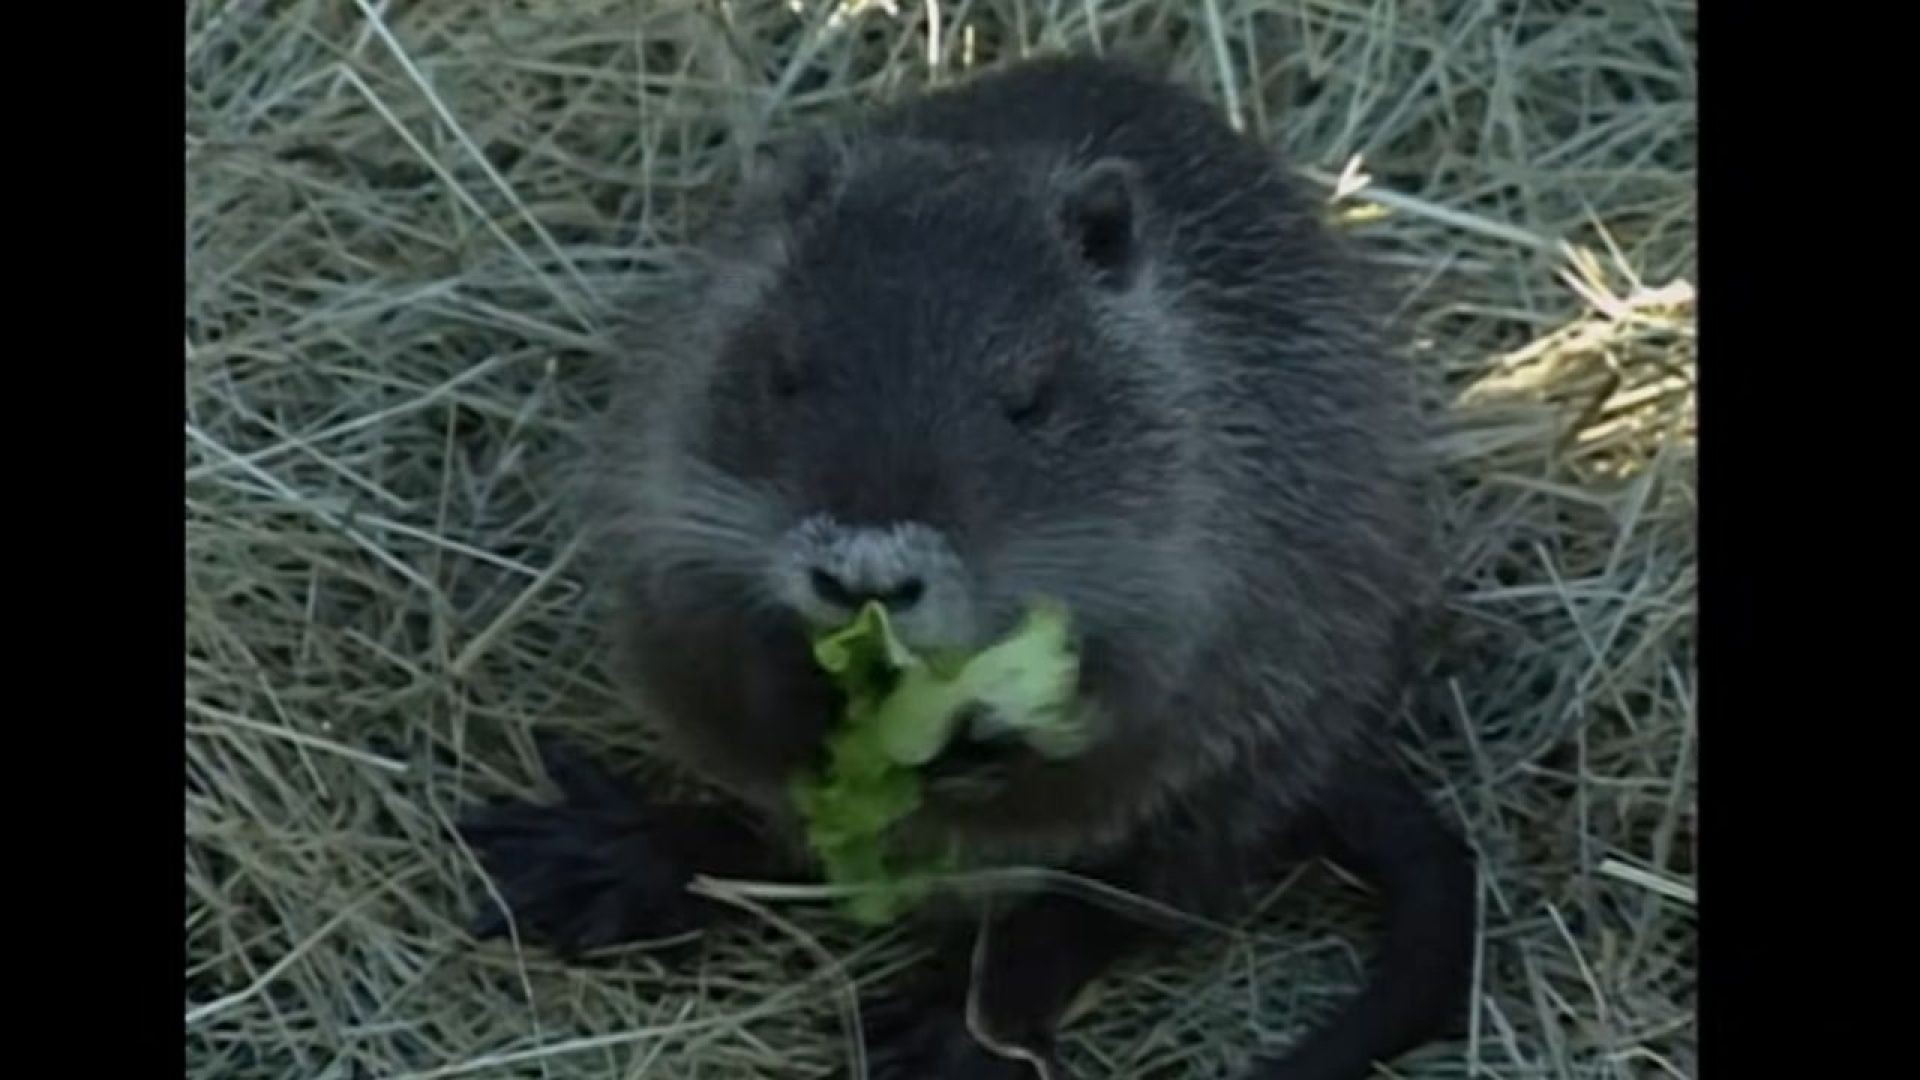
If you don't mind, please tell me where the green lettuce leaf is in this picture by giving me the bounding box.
[790,599,1085,924]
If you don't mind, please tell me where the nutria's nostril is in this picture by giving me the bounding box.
[809,568,858,609]
[809,568,925,611]
[880,577,925,609]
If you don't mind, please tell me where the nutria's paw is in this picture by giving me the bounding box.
[457,741,709,957]
[859,993,1056,1080]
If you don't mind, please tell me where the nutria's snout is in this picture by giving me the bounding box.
[773,514,979,651]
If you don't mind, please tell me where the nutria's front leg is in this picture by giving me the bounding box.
[863,891,1155,1080]
[457,740,782,958]
[1257,764,1476,1080]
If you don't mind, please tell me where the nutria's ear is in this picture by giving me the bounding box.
[1054,158,1143,287]
[744,132,843,221]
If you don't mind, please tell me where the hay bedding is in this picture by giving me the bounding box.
[185,1,1695,1077]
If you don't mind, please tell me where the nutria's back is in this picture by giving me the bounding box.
[591,55,1434,881]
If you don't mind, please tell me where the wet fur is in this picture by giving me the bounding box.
[463,55,1473,1080]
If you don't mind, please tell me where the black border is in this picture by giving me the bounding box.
[1699,3,1865,1073]
[23,0,183,1063]
[84,1,188,1072]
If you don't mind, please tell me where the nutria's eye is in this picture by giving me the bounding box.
[767,352,804,400]
[1004,375,1056,427]
[1004,343,1066,427]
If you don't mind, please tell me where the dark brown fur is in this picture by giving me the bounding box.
[461,55,1474,1080]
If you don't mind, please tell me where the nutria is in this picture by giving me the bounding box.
[461,54,1475,1080]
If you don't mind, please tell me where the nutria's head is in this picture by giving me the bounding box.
[594,136,1229,844]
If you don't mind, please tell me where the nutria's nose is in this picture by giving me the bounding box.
[808,567,926,612]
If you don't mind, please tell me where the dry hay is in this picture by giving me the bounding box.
[185,1,1695,1077]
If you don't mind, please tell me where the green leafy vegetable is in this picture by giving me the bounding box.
[789,599,1086,925]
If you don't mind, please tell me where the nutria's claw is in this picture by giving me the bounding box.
[456,743,710,957]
